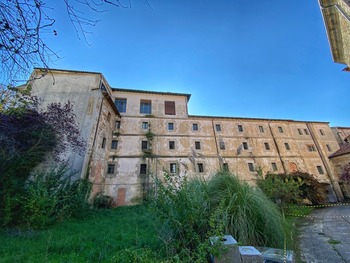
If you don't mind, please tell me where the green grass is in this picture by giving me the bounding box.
[0,205,163,262]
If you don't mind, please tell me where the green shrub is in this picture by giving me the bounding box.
[257,173,301,205]
[208,171,289,248]
[149,172,224,262]
[20,164,91,229]
[93,193,114,209]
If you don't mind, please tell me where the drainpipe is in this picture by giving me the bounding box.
[307,123,344,202]
[268,122,287,173]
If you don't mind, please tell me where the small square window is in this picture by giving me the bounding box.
[307,145,316,152]
[271,162,277,171]
[192,123,198,131]
[264,142,270,150]
[259,126,264,133]
[195,141,201,150]
[278,126,284,133]
[320,129,325,136]
[223,163,229,171]
[317,165,324,174]
[297,129,303,135]
[197,163,204,173]
[248,162,255,172]
[304,129,309,135]
[168,123,174,131]
[284,143,290,150]
[142,122,149,130]
[140,100,152,114]
[116,121,121,129]
[170,163,177,174]
[141,140,149,150]
[140,164,147,174]
[326,144,332,152]
[115,98,127,113]
[169,141,175,150]
[107,164,115,174]
[220,141,225,150]
[216,124,221,132]
[243,142,248,150]
[101,137,106,149]
[111,140,118,149]
[238,125,244,132]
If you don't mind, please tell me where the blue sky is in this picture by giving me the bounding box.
[43,0,349,126]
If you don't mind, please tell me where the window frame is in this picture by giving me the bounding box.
[215,124,221,132]
[195,141,201,150]
[165,101,176,115]
[271,162,277,171]
[140,99,152,114]
[284,142,290,150]
[238,124,244,132]
[111,140,118,150]
[115,98,127,113]
[169,141,175,150]
[142,121,149,130]
[264,142,270,150]
[170,163,177,174]
[258,125,264,133]
[317,165,324,174]
[115,120,121,129]
[297,128,303,135]
[101,137,106,149]
[168,122,174,131]
[107,163,115,175]
[248,162,255,172]
[141,140,149,150]
[140,164,147,174]
[197,163,204,173]
[242,142,248,150]
[278,126,284,133]
[320,129,325,136]
[304,129,309,135]
[326,144,332,152]
[192,123,198,131]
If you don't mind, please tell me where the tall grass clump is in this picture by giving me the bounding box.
[208,171,288,248]
[149,172,224,262]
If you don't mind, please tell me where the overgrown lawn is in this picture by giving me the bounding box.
[0,205,162,262]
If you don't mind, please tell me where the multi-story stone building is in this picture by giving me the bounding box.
[319,0,350,70]
[28,68,346,205]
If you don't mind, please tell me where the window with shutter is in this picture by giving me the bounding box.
[165,101,176,115]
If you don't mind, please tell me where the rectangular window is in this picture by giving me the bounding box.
[140,100,152,114]
[271,162,277,171]
[107,164,115,174]
[115,98,127,113]
[326,144,332,152]
[238,125,244,132]
[320,129,325,135]
[216,124,221,132]
[223,163,229,171]
[195,141,201,150]
[317,165,324,174]
[170,163,177,174]
[248,162,255,172]
[220,141,225,150]
[284,143,290,150]
[304,129,309,135]
[141,140,148,150]
[307,145,316,152]
[259,125,264,133]
[165,101,176,115]
[243,142,248,150]
[168,122,174,131]
[101,137,106,149]
[169,141,175,150]
[192,123,198,131]
[197,163,204,173]
[278,126,284,133]
[140,164,147,174]
[142,122,149,130]
[107,112,111,121]
[116,121,121,129]
[298,128,303,135]
[111,140,118,149]
[264,142,270,150]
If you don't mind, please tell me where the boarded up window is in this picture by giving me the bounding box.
[165,101,176,115]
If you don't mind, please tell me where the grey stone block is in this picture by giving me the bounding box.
[239,246,263,263]
[210,235,241,263]
[256,247,295,263]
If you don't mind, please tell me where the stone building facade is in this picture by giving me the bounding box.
[319,0,350,70]
[28,68,346,205]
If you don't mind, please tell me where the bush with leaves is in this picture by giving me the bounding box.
[149,172,224,262]
[208,171,289,248]
[21,164,91,229]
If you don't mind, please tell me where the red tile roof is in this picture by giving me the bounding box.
[329,143,350,159]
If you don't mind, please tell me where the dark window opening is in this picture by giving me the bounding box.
[238,125,244,132]
[248,162,255,172]
[140,164,147,174]
[216,124,221,131]
[197,163,204,173]
[165,101,176,115]
[115,98,127,113]
[169,141,175,150]
[195,141,201,150]
[101,137,106,149]
[111,140,118,149]
[107,164,115,174]
[140,100,152,114]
